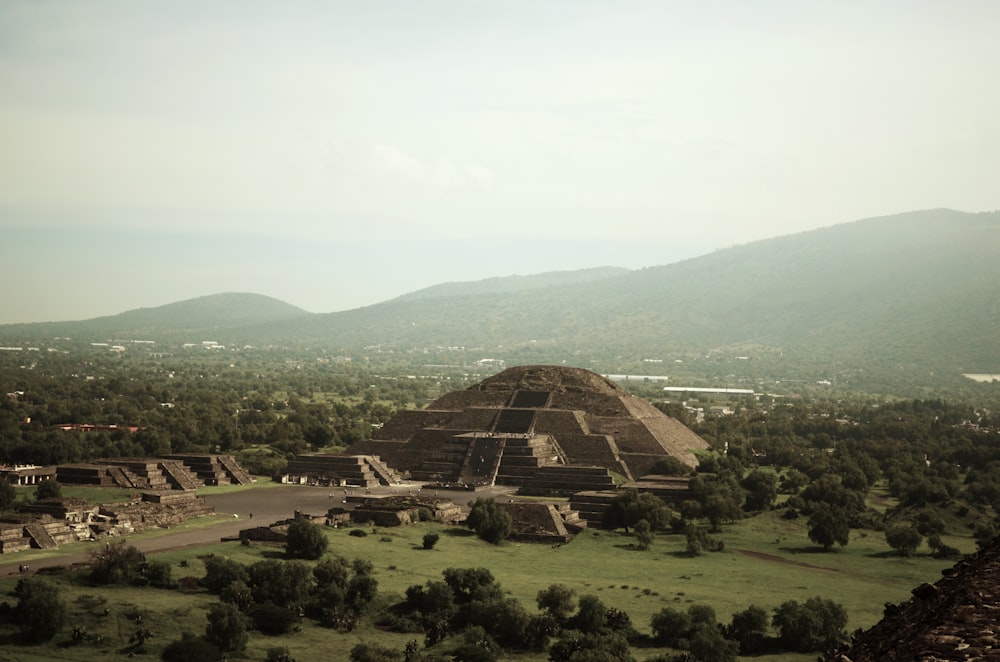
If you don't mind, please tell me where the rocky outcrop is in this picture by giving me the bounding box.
[824,538,1000,661]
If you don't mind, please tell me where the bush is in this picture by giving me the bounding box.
[265,647,297,662]
[422,532,440,549]
[285,517,328,560]
[349,642,401,662]
[15,577,66,642]
[466,498,512,544]
[772,596,848,652]
[34,478,62,500]
[160,635,222,662]
[252,602,298,635]
[885,523,923,557]
[726,605,769,655]
[201,555,248,593]
[205,603,248,653]
[89,541,147,585]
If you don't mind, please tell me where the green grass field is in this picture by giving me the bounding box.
[0,503,971,662]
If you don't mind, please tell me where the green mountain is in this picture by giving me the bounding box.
[3,209,998,388]
[1,293,308,339]
[273,209,1000,372]
[393,266,630,301]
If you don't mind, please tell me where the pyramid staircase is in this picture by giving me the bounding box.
[568,490,620,527]
[216,455,254,485]
[494,434,565,486]
[363,455,401,485]
[409,439,472,483]
[24,522,58,549]
[159,460,202,491]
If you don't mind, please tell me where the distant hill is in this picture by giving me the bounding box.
[266,208,1000,378]
[394,266,630,301]
[2,209,998,389]
[0,293,308,339]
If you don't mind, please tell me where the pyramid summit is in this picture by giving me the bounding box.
[348,365,709,486]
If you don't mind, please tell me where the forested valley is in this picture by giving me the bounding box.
[2,343,1000,661]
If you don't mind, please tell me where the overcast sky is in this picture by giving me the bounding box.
[2,1,998,324]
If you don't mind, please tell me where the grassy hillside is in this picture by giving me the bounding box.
[0,494,973,661]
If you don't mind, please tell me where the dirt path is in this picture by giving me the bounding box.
[733,547,845,572]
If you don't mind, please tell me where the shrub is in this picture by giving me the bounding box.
[422,532,440,549]
[15,577,66,642]
[251,602,298,635]
[772,596,848,652]
[34,478,62,500]
[160,635,221,662]
[885,523,923,557]
[201,555,248,593]
[466,498,512,544]
[205,603,248,653]
[89,542,147,585]
[285,517,328,559]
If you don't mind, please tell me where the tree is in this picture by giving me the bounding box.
[443,567,501,604]
[205,603,248,653]
[885,523,923,557]
[603,489,670,533]
[633,518,655,550]
[14,577,66,642]
[160,635,222,662]
[451,625,501,662]
[313,555,351,589]
[567,594,609,633]
[726,605,769,655]
[741,469,778,512]
[650,606,691,647]
[772,597,848,652]
[807,503,850,551]
[466,498,512,544]
[89,541,146,585]
[251,602,299,635]
[346,574,379,612]
[537,583,577,622]
[689,622,739,662]
[221,580,255,612]
[285,517,328,559]
[34,478,62,500]
[201,555,249,593]
[548,631,634,662]
[247,559,313,608]
[0,479,16,511]
[422,532,440,549]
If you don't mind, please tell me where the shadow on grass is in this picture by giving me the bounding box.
[612,543,646,552]
[666,550,699,559]
[867,550,909,559]
[442,527,475,538]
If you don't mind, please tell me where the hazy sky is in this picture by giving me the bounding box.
[2,1,998,323]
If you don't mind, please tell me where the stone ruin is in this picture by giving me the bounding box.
[0,491,214,554]
[55,453,254,490]
[824,537,1000,661]
[346,365,709,494]
[237,495,466,545]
